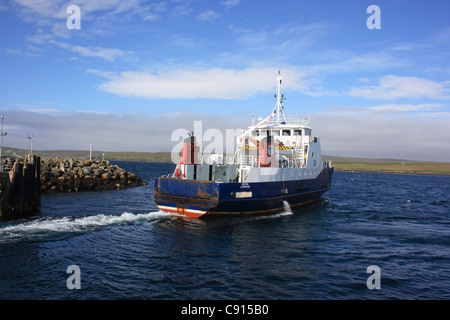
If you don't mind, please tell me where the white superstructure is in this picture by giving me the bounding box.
[208,71,331,183]
[174,71,332,184]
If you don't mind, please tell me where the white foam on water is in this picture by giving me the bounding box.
[268,200,293,218]
[282,200,293,215]
[250,201,293,221]
[0,210,176,244]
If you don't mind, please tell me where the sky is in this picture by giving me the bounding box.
[0,0,449,161]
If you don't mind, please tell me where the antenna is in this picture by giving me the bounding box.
[27,132,34,155]
[0,115,7,171]
[272,70,287,124]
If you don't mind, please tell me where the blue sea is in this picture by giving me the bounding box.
[0,161,449,301]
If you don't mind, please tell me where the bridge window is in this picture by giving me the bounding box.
[293,129,302,136]
[282,129,291,136]
[271,130,280,136]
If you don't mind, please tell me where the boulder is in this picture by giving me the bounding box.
[82,166,92,175]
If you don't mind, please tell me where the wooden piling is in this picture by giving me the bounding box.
[0,156,41,220]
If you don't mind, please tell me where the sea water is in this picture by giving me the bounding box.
[0,162,449,300]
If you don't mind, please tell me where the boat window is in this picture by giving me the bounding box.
[259,130,267,136]
[282,129,291,136]
[293,129,302,136]
[271,130,280,136]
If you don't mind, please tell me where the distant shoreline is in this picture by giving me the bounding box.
[334,168,450,176]
[2,147,449,176]
[331,162,450,176]
[108,159,450,176]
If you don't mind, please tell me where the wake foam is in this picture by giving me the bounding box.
[282,200,293,214]
[249,201,293,221]
[0,210,175,244]
[270,200,294,218]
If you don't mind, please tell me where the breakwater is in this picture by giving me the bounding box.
[40,158,148,193]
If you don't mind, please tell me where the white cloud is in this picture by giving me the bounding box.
[86,69,117,79]
[318,103,447,118]
[235,22,329,57]
[69,45,131,61]
[12,0,167,41]
[20,107,62,114]
[222,0,240,9]
[2,109,248,154]
[418,112,450,119]
[50,40,132,61]
[311,111,450,162]
[13,0,66,19]
[348,75,450,100]
[197,10,220,22]
[4,107,449,162]
[228,24,251,34]
[171,1,192,17]
[429,26,450,44]
[5,48,41,57]
[142,1,167,21]
[308,52,406,74]
[357,77,370,83]
[13,0,141,20]
[97,67,309,99]
[367,103,442,112]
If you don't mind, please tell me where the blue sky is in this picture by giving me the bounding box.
[1,0,449,161]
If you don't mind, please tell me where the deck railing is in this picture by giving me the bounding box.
[239,155,307,168]
[251,116,309,127]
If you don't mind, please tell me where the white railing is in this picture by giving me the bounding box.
[240,155,259,167]
[239,155,306,168]
[251,116,309,127]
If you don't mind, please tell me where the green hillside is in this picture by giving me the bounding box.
[2,147,449,175]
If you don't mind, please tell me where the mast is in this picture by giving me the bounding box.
[233,71,287,163]
[240,70,287,139]
[276,71,282,123]
[274,70,286,124]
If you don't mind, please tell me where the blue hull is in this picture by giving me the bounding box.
[154,167,333,218]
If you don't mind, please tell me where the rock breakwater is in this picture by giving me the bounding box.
[40,158,148,193]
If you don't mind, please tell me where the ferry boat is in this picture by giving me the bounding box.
[154,71,334,218]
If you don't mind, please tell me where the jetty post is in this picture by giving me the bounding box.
[0,155,41,220]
